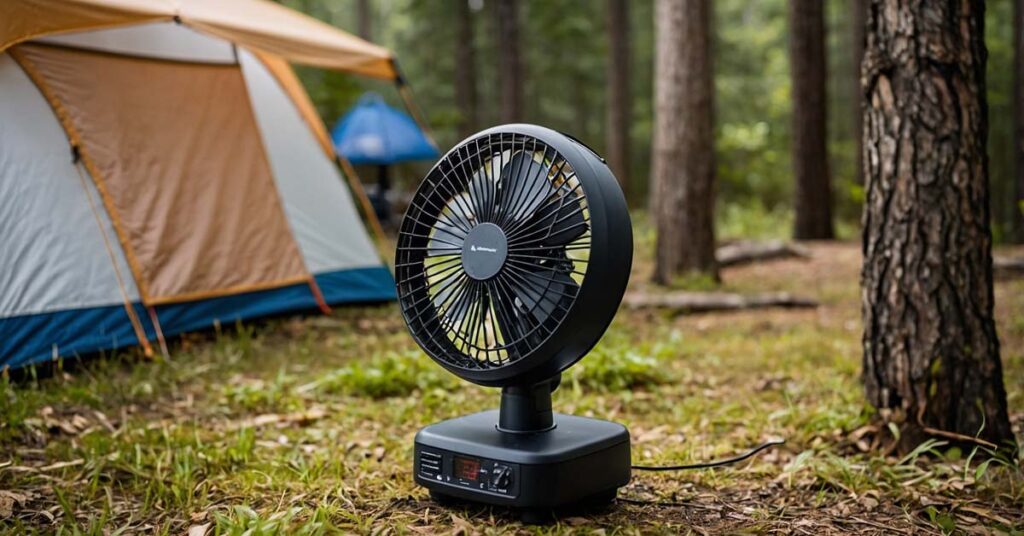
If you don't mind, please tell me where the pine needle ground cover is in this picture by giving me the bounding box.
[1,237,1022,534]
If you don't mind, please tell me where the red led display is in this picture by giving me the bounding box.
[454,456,480,481]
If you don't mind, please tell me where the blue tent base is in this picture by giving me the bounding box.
[0,266,395,369]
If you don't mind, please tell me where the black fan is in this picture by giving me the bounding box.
[396,124,633,518]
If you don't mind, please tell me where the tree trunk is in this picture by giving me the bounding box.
[852,0,866,186]
[861,0,1014,450]
[357,0,372,41]
[493,0,524,123]
[455,0,478,138]
[606,0,632,199]
[789,0,834,240]
[1014,0,1024,242]
[651,0,717,284]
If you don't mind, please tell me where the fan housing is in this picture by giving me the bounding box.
[397,124,633,520]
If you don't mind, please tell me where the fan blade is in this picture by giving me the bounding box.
[471,289,494,353]
[500,152,553,222]
[468,159,500,218]
[511,268,577,324]
[435,281,472,327]
[510,193,587,248]
[427,218,465,256]
[446,191,475,224]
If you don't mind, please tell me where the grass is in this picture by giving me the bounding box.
[1,215,1022,534]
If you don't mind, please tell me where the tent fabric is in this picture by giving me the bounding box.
[252,50,335,159]
[0,53,139,318]
[240,49,381,274]
[331,93,440,165]
[0,266,395,369]
[11,43,311,305]
[0,20,396,370]
[0,0,396,79]
[39,20,236,63]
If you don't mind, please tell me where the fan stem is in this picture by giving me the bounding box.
[496,376,559,433]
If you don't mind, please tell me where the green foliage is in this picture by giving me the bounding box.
[214,505,307,535]
[569,329,675,391]
[714,0,792,211]
[272,0,1024,238]
[222,368,301,413]
[716,202,793,241]
[2,267,1022,532]
[925,506,958,535]
[986,0,1017,243]
[315,349,454,398]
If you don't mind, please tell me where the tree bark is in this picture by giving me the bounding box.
[651,0,717,284]
[455,0,478,138]
[357,0,372,41]
[1014,0,1024,242]
[852,0,867,186]
[789,0,834,239]
[493,0,524,123]
[861,0,1014,450]
[606,0,632,199]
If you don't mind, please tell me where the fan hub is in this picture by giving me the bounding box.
[461,223,508,281]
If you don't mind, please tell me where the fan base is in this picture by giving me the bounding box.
[414,410,631,518]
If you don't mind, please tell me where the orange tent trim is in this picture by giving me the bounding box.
[0,0,397,79]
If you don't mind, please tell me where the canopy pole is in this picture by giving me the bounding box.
[392,59,438,150]
[307,276,333,315]
[71,158,154,359]
[336,154,387,244]
[146,306,171,360]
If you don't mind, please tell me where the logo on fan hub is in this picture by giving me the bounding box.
[462,223,508,281]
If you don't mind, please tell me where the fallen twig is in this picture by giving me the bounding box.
[993,255,1024,278]
[229,408,327,431]
[623,291,818,313]
[716,240,812,268]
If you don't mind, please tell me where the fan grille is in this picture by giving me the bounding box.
[396,132,592,371]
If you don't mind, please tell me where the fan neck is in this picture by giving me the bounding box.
[497,378,558,433]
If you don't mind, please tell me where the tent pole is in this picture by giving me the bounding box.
[306,276,333,315]
[70,158,154,359]
[392,59,437,150]
[336,154,387,244]
[146,306,171,360]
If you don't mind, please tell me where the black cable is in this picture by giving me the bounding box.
[631,439,785,471]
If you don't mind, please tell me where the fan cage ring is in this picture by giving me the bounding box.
[396,131,593,373]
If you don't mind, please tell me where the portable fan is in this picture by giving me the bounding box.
[396,124,633,515]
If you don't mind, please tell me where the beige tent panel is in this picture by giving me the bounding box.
[11,43,309,305]
[0,0,395,79]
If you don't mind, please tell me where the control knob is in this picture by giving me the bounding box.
[490,465,512,489]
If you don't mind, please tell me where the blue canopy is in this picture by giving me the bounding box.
[331,93,439,165]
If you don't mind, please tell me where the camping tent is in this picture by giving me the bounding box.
[0,1,402,368]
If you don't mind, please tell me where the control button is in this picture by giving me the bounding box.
[490,465,512,489]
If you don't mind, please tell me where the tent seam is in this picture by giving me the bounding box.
[145,276,312,305]
[245,49,387,248]
[0,17,175,54]
[8,46,154,303]
[249,49,334,158]
[70,159,154,357]
[233,53,335,314]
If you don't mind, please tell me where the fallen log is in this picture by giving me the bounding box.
[994,256,1024,278]
[716,240,812,268]
[623,291,818,313]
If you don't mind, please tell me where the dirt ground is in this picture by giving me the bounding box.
[1,241,1022,534]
